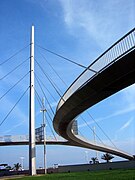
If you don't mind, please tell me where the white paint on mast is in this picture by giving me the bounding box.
[29,25,36,176]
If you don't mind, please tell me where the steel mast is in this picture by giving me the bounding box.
[29,25,36,176]
[41,98,47,174]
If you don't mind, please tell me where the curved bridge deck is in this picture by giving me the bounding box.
[53,28,135,160]
[0,135,69,146]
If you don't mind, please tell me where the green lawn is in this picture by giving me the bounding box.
[11,169,135,180]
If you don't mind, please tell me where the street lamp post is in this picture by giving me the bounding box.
[20,157,24,170]
[40,98,47,174]
[85,151,89,164]
[93,126,98,159]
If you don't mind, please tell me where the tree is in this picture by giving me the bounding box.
[91,157,98,164]
[14,163,21,171]
[5,165,12,171]
[101,153,114,163]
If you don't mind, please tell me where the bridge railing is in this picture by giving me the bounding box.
[0,135,66,142]
[57,28,135,110]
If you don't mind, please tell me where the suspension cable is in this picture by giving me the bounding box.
[35,73,57,102]
[35,55,108,147]
[0,44,29,66]
[38,51,67,87]
[35,85,54,117]
[78,129,85,139]
[35,73,55,115]
[0,86,29,127]
[35,57,106,146]
[35,88,43,108]
[44,95,55,116]
[87,111,118,149]
[46,56,116,148]
[35,58,63,98]
[46,113,57,140]
[36,81,57,140]
[34,88,57,140]
[34,86,52,117]
[36,44,97,73]
[37,54,109,146]
[0,57,29,81]
[80,115,105,146]
[0,71,29,101]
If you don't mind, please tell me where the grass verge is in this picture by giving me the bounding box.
[10,169,135,180]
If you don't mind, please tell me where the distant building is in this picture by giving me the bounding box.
[72,120,78,135]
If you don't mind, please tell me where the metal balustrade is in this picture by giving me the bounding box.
[57,28,135,110]
[0,135,66,142]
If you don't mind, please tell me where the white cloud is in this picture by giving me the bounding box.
[101,137,135,156]
[59,0,74,26]
[116,138,135,155]
[122,84,135,107]
[78,105,135,128]
[4,119,27,134]
[119,118,133,132]
[0,93,28,134]
[59,0,135,48]
[113,116,134,140]
[47,101,58,110]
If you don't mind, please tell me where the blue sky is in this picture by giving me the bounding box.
[0,0,135,169]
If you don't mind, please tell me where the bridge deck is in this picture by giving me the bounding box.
[0,141,69,146]
[53,28,135,160]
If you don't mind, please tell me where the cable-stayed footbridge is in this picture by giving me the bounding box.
[0,27,135,175]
